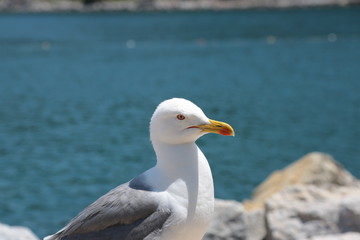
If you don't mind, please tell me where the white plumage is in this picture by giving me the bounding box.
[45,98,234,240]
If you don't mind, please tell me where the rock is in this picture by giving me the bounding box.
[243,152,359,211]
[306,232,360,240]
[339,197,360,232]
[240,152,360,240]
[0,223,39,240]
[265,185,360,240]
[204,199,266,240]
[204,192,360,240]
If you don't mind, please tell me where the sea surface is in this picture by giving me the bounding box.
[0,7,359,237]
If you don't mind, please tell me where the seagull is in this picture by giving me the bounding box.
[44,98,234,240]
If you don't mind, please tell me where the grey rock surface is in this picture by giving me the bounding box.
[306,232,360,240]
[204,199,266,240]
[264,178,360,240]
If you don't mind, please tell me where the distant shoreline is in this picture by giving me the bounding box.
[1,0,360,13]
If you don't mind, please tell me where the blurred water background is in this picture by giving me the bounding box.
[0,7,359,237]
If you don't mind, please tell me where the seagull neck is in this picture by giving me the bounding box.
[152,141,199,178]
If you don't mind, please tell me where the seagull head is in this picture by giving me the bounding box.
[150,98,234,144]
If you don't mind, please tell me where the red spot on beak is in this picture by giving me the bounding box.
[220,128,233,136]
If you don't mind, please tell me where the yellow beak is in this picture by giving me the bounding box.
[189,119,235,136]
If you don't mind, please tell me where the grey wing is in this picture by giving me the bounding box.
[49,181,171,240]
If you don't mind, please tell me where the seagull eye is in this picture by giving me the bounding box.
[176,114,186,120]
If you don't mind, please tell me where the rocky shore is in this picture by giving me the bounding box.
[205,152,360,240]
[0,0,359,12]
[2,152,360,239]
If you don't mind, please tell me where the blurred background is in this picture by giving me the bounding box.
[0,2,359,238]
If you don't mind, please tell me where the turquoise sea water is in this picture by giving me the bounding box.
[0,7,359,237]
